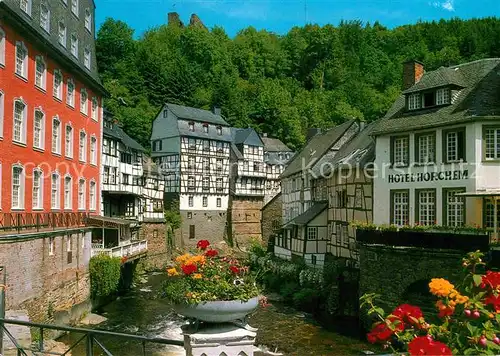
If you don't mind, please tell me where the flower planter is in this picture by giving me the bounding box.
[173,297,260,323]
[356,229,382,244]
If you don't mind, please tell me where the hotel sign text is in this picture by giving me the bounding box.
[388,170,468,184]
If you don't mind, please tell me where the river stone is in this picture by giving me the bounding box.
[2,310,31,351]
[80,313,107,326]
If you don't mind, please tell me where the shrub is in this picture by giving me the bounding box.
[89,254,122,298]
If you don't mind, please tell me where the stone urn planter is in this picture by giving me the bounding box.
[174,297,260,324]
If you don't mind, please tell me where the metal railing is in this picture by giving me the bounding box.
[0,318,184,356]
[91,240,148,258]
[0,212,88,234]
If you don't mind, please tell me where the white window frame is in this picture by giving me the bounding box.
[13,99,27,144]
[64,175,72,210]
[91,97,98,121]
[40,2,50,33]
[202,196,208,207]
[84,48,91,69]
[78,178,86,210]
[66,78,75,107]
[188,196,193,207]
[71,0,79,17]
[436,88,450,105]
[52,116,61,154]
[32,168,43,210]
[202,176,209,191]
[408,93,421,110]
[89,180,96,211]
[485,127,500,160]
[307,227,318,240]
[51,172,60,210]
[33,108,45,150]
[79,130,87,162]
[90,136,97,165]
[35,55,47,90]
[15,41,28,79]
[418,190,435,226]
[70,34,78,58]
[392,190,409,226]
[80,89,88,115]
[417,133,435,164]
[65,124,73,158]
[0,28,5,66]
[0,90,4,138]
[445,130,464,163]
[58,22,66,47]
[11,164,25,210]
[84,8,92,32]
[20,0,32,16]
[216,197,221,208]
[445,189,465,227]
[392,136,409,166]
[53,69,63,100]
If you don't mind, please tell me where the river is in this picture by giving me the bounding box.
[61,273,377,355]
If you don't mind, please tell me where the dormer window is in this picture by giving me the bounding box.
[436,88,450,105]
[408,93,421,110]
[423,92,435,107]
[203,123,208,133]
[188,122,194,132]
[216,126,222,135]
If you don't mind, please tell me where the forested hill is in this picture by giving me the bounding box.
[96,17,500,150]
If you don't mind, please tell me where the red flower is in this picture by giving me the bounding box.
[367,317,403,344]
[485,293,500,312]
[392,304,423,326]
[205,249,218,257]
[408,336,452,356]
[230,265,240,274]
[196,240,210,250]
[181,264,198,275]
[481,271,500,290]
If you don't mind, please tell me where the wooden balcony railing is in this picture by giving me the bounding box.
[91,240,148,258]
[0,212,89,234]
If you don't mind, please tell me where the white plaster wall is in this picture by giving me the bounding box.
[274,246,292,260]
[179,194,228,211]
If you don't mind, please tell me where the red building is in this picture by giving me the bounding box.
[0,0,105,219]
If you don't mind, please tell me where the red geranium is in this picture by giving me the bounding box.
[481,271,500,290]
[181,264,198,275]
[485,293,500,312]
[230,265,240,274]
[196,240,210,250]
[408,336,452,356]
[367,316,404,344]
[392,304,423,326]
[205,249,218,257]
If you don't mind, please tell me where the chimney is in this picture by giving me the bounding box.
[403,60,424,90]
[168,12,184,27]
[189,14,207,30]
[306,128,321,142]
[212,106,221,116]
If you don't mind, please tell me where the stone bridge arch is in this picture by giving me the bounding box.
[358,244,464,313]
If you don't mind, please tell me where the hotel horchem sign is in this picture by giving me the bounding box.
[388,170,468,184]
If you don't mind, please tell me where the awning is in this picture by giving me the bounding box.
[86,215,136,228]
[103,191,140,197]
[457,190,500,197]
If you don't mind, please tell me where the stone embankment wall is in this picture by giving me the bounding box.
[261,194,282,248]
[0,229,92,323]
[140,222,169,270]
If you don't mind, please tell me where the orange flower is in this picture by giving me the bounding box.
[167,268,179,276]
[176,253,192,264]
[429,278,454,297]
[192,273,202,279]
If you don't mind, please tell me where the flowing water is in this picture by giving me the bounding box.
[61,273,377,355]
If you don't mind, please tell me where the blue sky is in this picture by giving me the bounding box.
[95,0,500,37]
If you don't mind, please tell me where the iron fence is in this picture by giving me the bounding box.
[0,212,89,234]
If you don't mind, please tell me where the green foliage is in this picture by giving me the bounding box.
[89,255,122,298]
[164,210,182,231]
[293,288,321,311]
[96,17,500,151]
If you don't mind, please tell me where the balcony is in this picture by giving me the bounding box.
[0,212,88,235]
[91,240,148,258]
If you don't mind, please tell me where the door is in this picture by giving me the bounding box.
[189,225,195,240]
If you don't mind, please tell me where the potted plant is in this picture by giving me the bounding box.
[352,221,381,243]
[161,240,262,325]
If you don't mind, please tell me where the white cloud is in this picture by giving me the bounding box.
[430,0,455,11]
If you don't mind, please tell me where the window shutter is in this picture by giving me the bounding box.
[390,136,395,165]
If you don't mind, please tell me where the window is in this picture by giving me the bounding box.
[188,156,195,169]
[111,167,117,184]
[216,178,223,191]
[188,196,193,207]
[484,127,500,160]
[58,22,66,47]
[216,126,222,135]
[307,227,318,240]
[153,140,162,151]
[188,138,196,150]
[70,34,78,58]
[84,48,91,69]
[337,189,347,208]
[189,225,195,239]
[0,28,5,66]
[423,92,436,108]
[202,177,209,191]
[444,129,465,162]
[20,0,31,15]
[203,124,208,133]
[91,98,98,121]
[408,93,421,110]
[33,109,45,149]
[444,189,465,227]
[52,117,61,154]
[417,190,435,226]
[32,169,43,209]
[187,176,195,190]
[13,100,27,144]
[216,197,221,207]
[103,166,109,184]
[202,140,209,151]
[436,88,450,105]
[48,237,55,256]
[78,179,85,210]
[79,131,86,162]
[15,41,28,78]
[71,0,79,16]
[391,190,409,226]
[12,166,24,209]
[80,89,88,114]
[89,180,96,211]
[202,196,208,207]
[311,255,317,265]
[187,212,192,219]
[484,200,500,229]
[84,8,92,31]
[122,173,129,185]
[202,157,210,170]
[67,79,75,107]
[65,125,73,158]
[391,136,409,166]
[90,136,97,165]
[416,133,435,164]
[35,56,46,89]
[51,173,60,209]
[40,3,50,32]
[188,122,194,132]
[216,158,223,172]
[64,175,72,209]
[53,70,63,100]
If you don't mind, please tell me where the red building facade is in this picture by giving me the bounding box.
[0,0,105,216]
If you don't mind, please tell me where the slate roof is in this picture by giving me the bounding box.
[402,66,467,94]
[282,120,357,178]
[261,136,293,152]
[284,201,328,227]
[231,128,264,147]
[373,58,500,136]
[261,192,282,211]
[167,103,229,126]
[103,113,146,152]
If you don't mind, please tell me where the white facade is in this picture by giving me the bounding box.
[233,143,266,197]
